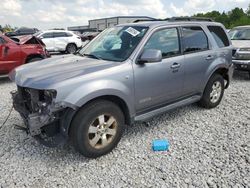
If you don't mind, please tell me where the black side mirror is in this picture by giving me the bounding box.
[137,49,162,64]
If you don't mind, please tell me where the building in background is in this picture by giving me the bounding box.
[68,16,153,33]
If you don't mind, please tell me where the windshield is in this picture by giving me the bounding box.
[78,26,148,61]
[229,28,250,40]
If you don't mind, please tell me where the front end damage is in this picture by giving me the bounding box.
[11,86,76,147]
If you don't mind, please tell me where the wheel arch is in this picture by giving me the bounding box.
[203,65,230,92]
[60,95,133,137]
[25,54,44,63]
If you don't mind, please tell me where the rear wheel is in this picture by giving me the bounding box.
[70,100,125,158]
[199,74,225,109]
[66,43,77,54]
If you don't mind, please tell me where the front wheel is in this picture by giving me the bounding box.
[199,74,225,109]
[70,100,125,158]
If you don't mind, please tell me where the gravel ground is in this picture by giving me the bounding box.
[0,71,249,188]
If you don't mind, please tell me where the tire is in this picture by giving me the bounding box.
[66,43,77,54]
[27,57,43,63]
[70,100,125,158]
[199,74,225,109]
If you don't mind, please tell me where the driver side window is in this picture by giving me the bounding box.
[144,28,180,58]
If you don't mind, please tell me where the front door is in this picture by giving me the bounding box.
[133,27,185,112]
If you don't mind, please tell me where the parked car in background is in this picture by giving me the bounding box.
[80,31,100,42]
[229,26,250,78]
[35,30,82,54]
[10,19,233,158]
[5,27,39,37]
[0,34,49,77]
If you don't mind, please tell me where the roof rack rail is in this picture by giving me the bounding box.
[133,17,214,23]
[165,17,214,22]
[133,18,161,23]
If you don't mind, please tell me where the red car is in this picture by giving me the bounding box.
[0,34,50,77]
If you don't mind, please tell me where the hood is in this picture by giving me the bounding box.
[231,40,250,49]
[9,54,119,89]
[11,35,45,46]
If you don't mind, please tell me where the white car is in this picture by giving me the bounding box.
[35,30,82,54]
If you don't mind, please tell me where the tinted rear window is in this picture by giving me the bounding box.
[182,26,209,53]
[208,26,229,47]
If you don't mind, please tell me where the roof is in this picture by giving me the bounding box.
[117,20,223,28]
[42,30,73,33]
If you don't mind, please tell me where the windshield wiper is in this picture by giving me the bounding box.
[83,53,102,60]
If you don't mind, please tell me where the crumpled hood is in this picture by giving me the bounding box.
[9,54,118,89]
[232,40,250,49]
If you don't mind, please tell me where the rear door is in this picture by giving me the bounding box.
[181,26,214,96]
[53,32,68,51]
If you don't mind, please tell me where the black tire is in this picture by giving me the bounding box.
[199,74,225,109]
[66,43,77,54]
[248,71,250,79]
[27,57,43,63]
[70,100,125,158]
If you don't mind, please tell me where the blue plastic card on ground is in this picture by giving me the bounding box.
[152,139,170,151]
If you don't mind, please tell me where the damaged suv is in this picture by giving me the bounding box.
[10,19,233,158]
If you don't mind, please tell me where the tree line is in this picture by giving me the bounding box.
[194,4,250,28]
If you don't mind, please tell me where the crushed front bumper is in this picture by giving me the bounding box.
[11,87,63,136]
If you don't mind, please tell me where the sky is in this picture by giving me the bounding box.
[1,0,249,30]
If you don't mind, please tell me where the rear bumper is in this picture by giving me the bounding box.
[232,59,250,71]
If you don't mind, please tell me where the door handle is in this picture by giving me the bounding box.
[171,62,180,69]
[205,55,214,60]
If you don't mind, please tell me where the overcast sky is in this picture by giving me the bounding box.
[1,0,249,30]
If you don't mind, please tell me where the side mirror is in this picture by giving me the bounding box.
[137,49,162,64]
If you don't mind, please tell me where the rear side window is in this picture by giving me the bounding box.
[53,32,67,38]
[66,32,73,37]
[182,26,209,53]
[208,26,229,47]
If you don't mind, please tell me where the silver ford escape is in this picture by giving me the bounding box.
[9,19,234,158]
